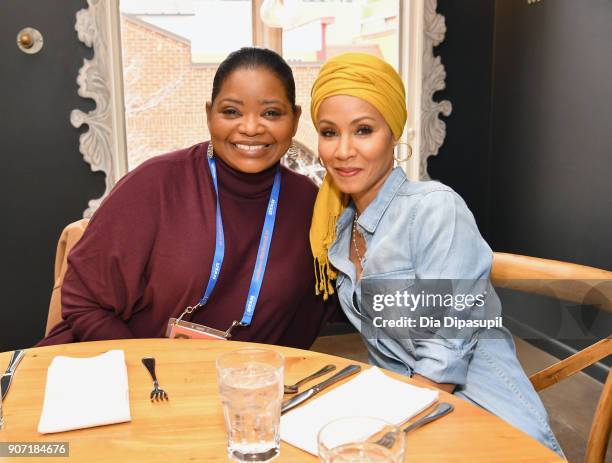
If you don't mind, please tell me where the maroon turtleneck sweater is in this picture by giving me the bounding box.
[39,142,336,348]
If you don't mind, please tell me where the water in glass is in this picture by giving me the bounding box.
[217,349,283,462]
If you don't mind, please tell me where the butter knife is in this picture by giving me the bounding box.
[1,350,25,401]
[281,364,361,414]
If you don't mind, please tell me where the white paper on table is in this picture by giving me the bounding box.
[38,349,131,434]
[280,366,438,455]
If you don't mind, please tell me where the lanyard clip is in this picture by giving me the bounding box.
[224,320,247,339]
[176,303,203,324]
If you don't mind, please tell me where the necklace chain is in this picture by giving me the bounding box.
[352,213,366,268]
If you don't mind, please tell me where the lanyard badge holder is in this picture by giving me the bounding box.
[166,305,241,340]
[167,153,281,341]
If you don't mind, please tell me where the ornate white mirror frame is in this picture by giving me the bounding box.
[71,0,451,217]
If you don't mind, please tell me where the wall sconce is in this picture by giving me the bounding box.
[260,0,301,29]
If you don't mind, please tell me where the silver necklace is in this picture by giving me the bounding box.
[352,213,366,268]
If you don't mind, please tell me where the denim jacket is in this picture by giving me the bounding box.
[328,167,562,455]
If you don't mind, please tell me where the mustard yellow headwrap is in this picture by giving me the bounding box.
[309,53,407,299]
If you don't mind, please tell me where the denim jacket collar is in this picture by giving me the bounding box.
[349,167,407,234]
[329,167,407,278]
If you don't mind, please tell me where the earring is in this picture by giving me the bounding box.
[207,141,214,159]
[286,141,299,159]
[394,142,413,162]
[287,141,300,158]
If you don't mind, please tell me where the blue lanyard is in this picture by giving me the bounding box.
[198,155,281,326]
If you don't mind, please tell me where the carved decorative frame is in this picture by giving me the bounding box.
[71,0,451,215]
[71,0,128,217]
[419,0,453,179]
[400,0,452,180]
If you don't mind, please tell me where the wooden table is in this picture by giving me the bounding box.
[0,339,564,462]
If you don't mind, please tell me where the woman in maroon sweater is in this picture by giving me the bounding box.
[39,48,335,348]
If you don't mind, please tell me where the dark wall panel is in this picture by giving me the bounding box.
[0,0,104,351]
[488,0,612,378]
[427,0,496,237]
[489,0,612,265]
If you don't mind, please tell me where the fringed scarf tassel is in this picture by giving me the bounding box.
[314,253,337,301]
[310,175,346,300]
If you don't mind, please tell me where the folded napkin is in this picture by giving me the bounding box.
[280,366,438,455]
[38,350,131,434]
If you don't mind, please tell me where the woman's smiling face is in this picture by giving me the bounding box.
[316,94,395,211]
[206,67,301,173]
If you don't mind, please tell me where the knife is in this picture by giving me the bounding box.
[1,350,25,401]
[281,364,361,414]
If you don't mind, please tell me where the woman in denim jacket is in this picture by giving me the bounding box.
[308,53,563,456]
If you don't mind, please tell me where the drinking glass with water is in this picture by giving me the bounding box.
[216,348,284,462]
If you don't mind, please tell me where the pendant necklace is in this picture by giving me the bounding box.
[352,213,366,268]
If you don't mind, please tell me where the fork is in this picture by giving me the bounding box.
[376,402,454,448]
[141,357,168,402]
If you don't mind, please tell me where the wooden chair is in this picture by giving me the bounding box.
[491,252,612,463]
[45,218,89,335]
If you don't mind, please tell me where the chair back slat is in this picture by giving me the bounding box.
[585,367,612,463]
[529,339,612,392]
[491,253,612,314]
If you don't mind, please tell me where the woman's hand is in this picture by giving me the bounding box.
[412,373,456,394]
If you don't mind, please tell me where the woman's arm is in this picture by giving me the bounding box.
[61,252,137,341]
[408,189,493,388]
[59,167,160,342]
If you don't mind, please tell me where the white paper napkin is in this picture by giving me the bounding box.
[38,350,131,434]
[280,366,438,455]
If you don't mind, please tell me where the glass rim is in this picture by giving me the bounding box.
[317,415,401,447]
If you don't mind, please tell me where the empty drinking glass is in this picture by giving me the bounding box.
[216,348,284,462]
[318,416,405,463]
